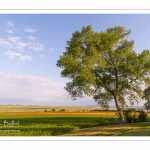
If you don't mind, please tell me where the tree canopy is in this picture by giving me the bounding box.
[142,86,150,110]
[56,25,150,122]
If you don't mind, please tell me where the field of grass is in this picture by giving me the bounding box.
[63,121,150,136]
[0,112,150,136]
[0,105,150,136]
[0,105,104,112]
[0,113,116,136]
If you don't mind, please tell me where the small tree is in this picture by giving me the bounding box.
[56,25,150,123]
[52,109,55,112]
[61,109,65,111]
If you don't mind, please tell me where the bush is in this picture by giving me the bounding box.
[123,111,133,123]
[123,109,148,123]
[44,110,47,112]
[138,110,148,122]
[123,108,138,123]
[93,109,101,111]
[60,109,65,111]
[52,109,55,112]
[132,114,138,123]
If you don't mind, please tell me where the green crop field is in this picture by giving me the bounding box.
[0,113,117,136]
[0,105,150,136]
[0,113,150,136]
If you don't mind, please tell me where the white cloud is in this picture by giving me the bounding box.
[4,51,21,60]
[15,42,27,51]
[5,29,13,34]
[0,38,10,46]
[4,50,32,62]
[19,55,32,61]
[6,21,14,27]
[48,48,54,51]
[7,36,28,51]
[26,36,36,40]
[40,55,45,58]
[24,27,37,33]
[8,36,20,42]
[0,72,66,102]
[28,42,44,51]
[0,72,99,105]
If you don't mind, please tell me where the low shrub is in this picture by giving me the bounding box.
[123,110,134,123]
[123,109,148,123]
[60,109,65,112]
[138,110,148,122]
[132,114,138,123]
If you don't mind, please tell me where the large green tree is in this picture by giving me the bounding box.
[56,25,150,123]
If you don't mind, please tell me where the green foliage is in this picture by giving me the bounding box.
[123,109,138,123]
[138,110,148,122]
[56,25,150,122]
[142,87,150,111]
[133,114,139,123]
[0,113,150,136]
[123,109,148,123]
[123,111,133,123]
[52,109,55,112]
[44,110,47,112]
[60,109,65,112]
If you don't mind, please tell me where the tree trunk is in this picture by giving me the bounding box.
[114,95,126,123]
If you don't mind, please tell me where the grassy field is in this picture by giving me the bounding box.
[0,105,103,112]
[0,112,150,136]
[0,113,117,136]
[0,105,150,136]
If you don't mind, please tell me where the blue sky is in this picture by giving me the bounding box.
[0,14,150,106]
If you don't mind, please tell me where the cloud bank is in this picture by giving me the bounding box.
[4,50,32,62]
[0,72,66,102]
[0,72,97,106]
